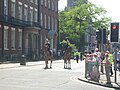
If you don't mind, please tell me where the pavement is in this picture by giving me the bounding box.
[0,60,120,89]
[0,60,64,69]
[78,69,120,89]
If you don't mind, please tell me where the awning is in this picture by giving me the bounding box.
[48,30,57,37]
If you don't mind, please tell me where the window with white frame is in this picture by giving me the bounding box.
[4,0,8,15]
[40,13,43,26]
[48,16,50,29]
[18,29,22,49]
[34,9,38,22]
[48,0,51,9]
[24,6,28,21]
[11,28,15,49]
[41,0,43,5]
[11,0,16,17]
[18,2,22,20]
[29,8,33,22]
[4,26,9,50]
[44,14,47,28]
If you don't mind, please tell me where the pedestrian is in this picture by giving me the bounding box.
[94,48,101,72]
[106,51,113,76]
[76,51,79,63]
[83,50,88,60]
[74,52,76,60]
[103,52,111,84]
[93,53,99,69]
[100,52,105,74]
[94,48,101,62]
[80,52,83,61]
[89,53,100,82]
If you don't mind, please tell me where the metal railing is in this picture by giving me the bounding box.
[0,15,40,28]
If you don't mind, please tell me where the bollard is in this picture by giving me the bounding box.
[20,55,26,65]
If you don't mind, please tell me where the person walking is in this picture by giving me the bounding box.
[104,52,111,84]
[100,52,105,74]
[94,48,101,72]
[76,51,79,63]
[106,51,113,76]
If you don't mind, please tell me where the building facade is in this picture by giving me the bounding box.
[0,0,58,61]
[67,0,78,8]
[67,0,88,8]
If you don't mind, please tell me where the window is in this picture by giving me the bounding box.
[11,0,16,17]
[29,7,33,22]
[52,0,54,10]
[44,14,47,28]
[55,1,58,12]
[40,13,43,26]
[45,0,47,7]
[41,0,43,5]
[4,26,9,50]
[18,2,22,20]
[48,0,51,9]
[18,29,22,49]
[4,0,8,15]
[48,16,50,29]
[34,9,38,22]
[24,5,28,21]
[11,28,15,49]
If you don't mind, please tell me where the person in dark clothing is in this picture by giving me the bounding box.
[64,39,70,51]
[45,39,51,55]
[76,51,79,63]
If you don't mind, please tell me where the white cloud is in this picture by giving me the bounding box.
[89,0,120,22]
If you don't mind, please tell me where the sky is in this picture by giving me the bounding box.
[58,0,120,22]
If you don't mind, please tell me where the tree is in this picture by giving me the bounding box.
[58,0,112,51]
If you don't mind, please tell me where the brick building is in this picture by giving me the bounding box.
[0,0,58,61]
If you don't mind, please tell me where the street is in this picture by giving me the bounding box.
[0,60,116,90]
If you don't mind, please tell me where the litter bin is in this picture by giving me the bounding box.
[20,55,26,65]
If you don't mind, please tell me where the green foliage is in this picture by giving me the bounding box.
[60,40,76,51]
[58,0,112,49]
